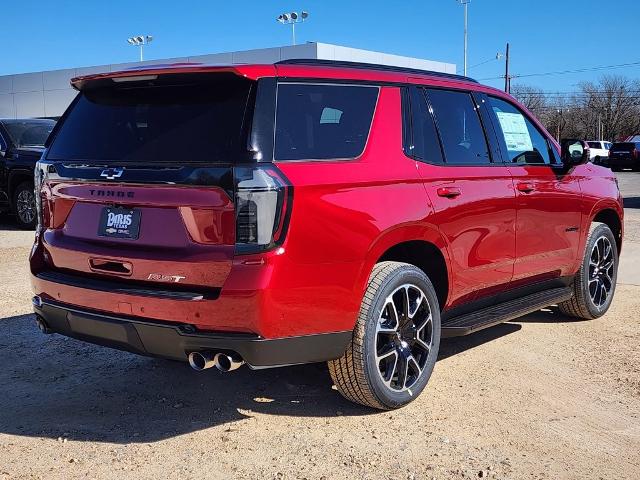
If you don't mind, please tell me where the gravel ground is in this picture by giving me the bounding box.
[0,173,639,480]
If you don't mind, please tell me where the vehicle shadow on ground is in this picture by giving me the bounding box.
[624,196,640,209]
[0,312,526,444]
[0,213,23,231]
[511,306,589,324]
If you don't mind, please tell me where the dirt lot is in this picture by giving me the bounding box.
[1,173,639,480]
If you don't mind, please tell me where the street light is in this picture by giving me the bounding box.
[277,11,309,45]
[456,0,470,76]
[127,35,153,62]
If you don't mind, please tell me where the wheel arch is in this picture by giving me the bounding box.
[590,203,623,253]
[358,225,452,312]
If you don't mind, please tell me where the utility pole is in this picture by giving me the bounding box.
[504,42,510,94]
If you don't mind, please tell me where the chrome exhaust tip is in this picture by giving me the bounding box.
[188,351,216,371]
[213,352,244,372]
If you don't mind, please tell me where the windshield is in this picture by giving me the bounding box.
[47,74,254,163]
[2,119,55,148]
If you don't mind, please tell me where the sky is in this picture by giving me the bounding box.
[2,0,639,94]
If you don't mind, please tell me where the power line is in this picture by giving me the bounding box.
[478,60,640,81]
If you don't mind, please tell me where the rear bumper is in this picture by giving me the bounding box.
[33,299,351,368]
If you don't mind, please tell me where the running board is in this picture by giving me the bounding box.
[441,287,573,338]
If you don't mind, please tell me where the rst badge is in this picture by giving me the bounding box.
[147,273,186,283]
[98,207,141,239]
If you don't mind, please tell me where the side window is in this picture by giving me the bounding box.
[404,87,443,164]
[488,96,553,165]
[426,89,491,165]
[274,83,379,161]
[0,132,7,151]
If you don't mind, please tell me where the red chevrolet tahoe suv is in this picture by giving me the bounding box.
[30,60,624,409]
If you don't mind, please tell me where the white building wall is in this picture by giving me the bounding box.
[0,43,455,119]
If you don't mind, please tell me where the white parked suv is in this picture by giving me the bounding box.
[587,141,612,163]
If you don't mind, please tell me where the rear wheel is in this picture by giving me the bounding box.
[328,261,441,410]
[12,181,37,230]
[558,223,618,319]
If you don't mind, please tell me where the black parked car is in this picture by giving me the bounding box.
[607,141,640,171]
[0,119,56,228]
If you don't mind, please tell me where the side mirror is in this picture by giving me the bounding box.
[561,139,589,167]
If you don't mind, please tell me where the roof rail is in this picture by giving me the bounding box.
[275,59,478,83]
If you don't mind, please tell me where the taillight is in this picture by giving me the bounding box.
[633,149,638,159]
[34,159,56,232]
[234,164,293,254]
[34,160,48,232]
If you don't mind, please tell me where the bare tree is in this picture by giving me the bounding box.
[510,84,547,119]
[578,75,640,141]
[509,75,640,141]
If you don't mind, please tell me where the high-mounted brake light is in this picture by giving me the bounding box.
[234,165,292,254]
[112,75,158,83]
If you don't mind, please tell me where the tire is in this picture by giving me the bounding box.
[12,181,37,229]
[328,261,441,410]
[558,223,618,320]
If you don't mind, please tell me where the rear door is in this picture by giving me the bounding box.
[36,73,255,293]
[408,86,516,307]
[485,95,583,284]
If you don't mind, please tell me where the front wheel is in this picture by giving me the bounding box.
[328,262,441,410]
[558,223,618,319]
[12,181,37,229]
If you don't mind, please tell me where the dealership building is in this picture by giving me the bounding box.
[0,42,455,119]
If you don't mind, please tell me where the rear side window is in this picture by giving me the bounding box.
[426,89,491,165]
[588,142,602,149]
[488,96,554,165]
[274,83,378,161]
[47,74,254,163]
[403,87,443,164]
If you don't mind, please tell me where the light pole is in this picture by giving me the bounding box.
[457,0,470,76]
[127,35,153,62]
[277,11,309,45]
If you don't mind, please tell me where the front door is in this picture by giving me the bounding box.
[485,95,582,284]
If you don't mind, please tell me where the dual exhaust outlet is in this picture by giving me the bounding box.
[34,308,243,373]
[188,351,244,373]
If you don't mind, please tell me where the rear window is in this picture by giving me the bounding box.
[47,74,254,163]
[2,119,55,148]
[274,83,378,161]
[611,143,637,151]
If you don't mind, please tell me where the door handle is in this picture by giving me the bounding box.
[436,187,462,198]
[516,182,535,194]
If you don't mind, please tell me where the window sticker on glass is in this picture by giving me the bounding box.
[495,111,533,152]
